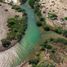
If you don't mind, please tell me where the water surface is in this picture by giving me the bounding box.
[14,1,40,66]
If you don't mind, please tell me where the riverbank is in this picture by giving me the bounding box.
[0,2,27,51]
[26,0,67,67]
[0,0,40,67]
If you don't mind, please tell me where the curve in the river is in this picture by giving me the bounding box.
[0,1,40,67]
[13,1,40,67]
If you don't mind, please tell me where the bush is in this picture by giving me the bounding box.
[29,58,39,65]
[54,38,67,45]
[20,0,27,4]
[41,42,52,50]
[37,61,55,67]
[7,15,27,41]
[34,3,41,16]
[54,27,63,34]
[1,39,11,48]
[36,21,42,27]
[29,0,35,8]
[63,30,67,37]
[48,12,57,20]
[64,17,67,20]
[44,25,51,31]
[12,5,22,12]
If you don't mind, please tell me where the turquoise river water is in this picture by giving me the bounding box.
[0,1,40,67]
[13,1,41,67]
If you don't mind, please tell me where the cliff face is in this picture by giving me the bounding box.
[4,0,20,5]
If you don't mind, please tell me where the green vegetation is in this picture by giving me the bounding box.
[12,5,22,12]
[54,27,63,34]
[54,38,67,45]
[33,1,67,38]
[41,31,67,45]
[41,42,53,50]
[1,39,11,48]
[28,0,46,28]
[29,58,39,65]
[0,0,3,2]
[63,17,67,20]
[36,21,42,27]
[7,15,27,41]
[48,12,57,20]
[34,3,41,16]
[32,0,46,28]
[28,0,36,8]
[1,13,27,48]
[63,30,67,37]
[62,16,67,21]
[20,0,27,4]
[43,25,51,31]
[37,61,55,67]
[34,60,55,67]
[28,0,67,66]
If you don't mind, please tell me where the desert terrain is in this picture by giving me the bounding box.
[39,0,67,29]
[0,2,22,50]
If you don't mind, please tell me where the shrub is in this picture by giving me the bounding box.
[37,61,55,67]
[34,3,41,16]
[29,0,35,8]
[51,48,56,53]
[54,27,63,34]
[64,17,67,20]
[44,25,51,31]
[1,39,11,48]
[7,15,27,41]
[48,12,57,20]
[63,30,67,37]
[20,0,27,4]
[12,5,22,12]
[41,42,52,50]
[50,38,54,42]
[29,58,39,65]
[54,38,67,45]
[36,21,42,27]
[40,17,45,22]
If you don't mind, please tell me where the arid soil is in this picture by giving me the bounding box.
[39,0,67,29]
[0,2,22,50]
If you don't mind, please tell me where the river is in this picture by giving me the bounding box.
[0,1,40,67]
[14,1,40,67]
